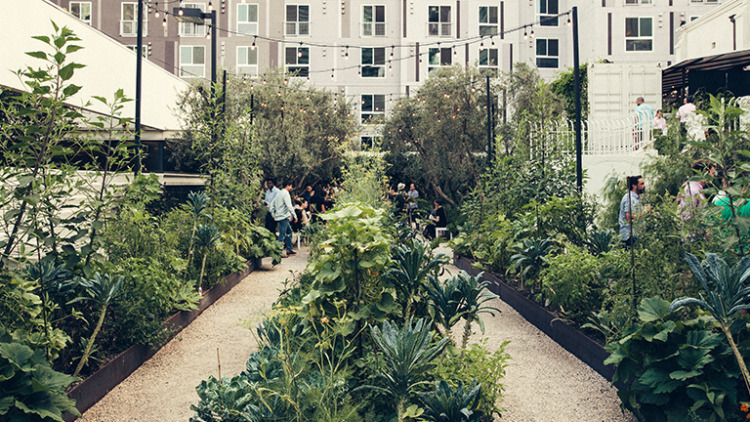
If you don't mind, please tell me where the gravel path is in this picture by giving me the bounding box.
[80,246,633,422]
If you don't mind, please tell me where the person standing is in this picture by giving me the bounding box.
[652,110,667,135]
[263,178,279,234]
[634,97,655,148]
[270,180,297,258]
[676,95,697,122]
[407,183,419,227]
[619,175,646,247]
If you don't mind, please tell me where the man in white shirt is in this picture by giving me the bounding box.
[676,96,696,122]
[270,180,297,258]
[263,178,279,233]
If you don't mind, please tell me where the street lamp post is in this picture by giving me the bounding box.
[134,0,144,174]
[173,7,217,90]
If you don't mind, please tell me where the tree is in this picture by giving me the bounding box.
[383,65,492,204]
[174,69,359,192]
[550,63,589,121]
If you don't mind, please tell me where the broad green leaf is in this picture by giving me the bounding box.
[639,297,671,322]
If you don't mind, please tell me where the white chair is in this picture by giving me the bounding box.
[435,227,452,240]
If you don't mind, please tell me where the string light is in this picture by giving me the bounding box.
[345,45,349,59]
[250,35,256,50]
[162,17,167,27]
[154,2,159,17]
[530,26,535,38]
[178,7,184,16]
[390,45,395,58]
[567,14,572,26]
[523,26,527,39]
[208,1,213,12]
[330,68,334,80]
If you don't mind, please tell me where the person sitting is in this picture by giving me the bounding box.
[423,199,447,240]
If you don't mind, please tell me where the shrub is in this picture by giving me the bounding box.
[606,297,746,421]
[541,245,603,325]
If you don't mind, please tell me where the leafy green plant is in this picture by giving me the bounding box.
[363,318,449,422]
[384,241,447,319]
[456,272,500,349]
[671,252,750,397]
[509,237,556,290]
[586,228,615,256]
[69,272,124,377]
[606,296,745,421]
[416,380,483,422]
[0,335,80,421]
[541,245,603,325]
[425,275,465,342]
[432,340,510,420]
[193,224,222,289]
[185,191,211,275]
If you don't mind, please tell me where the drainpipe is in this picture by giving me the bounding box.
[729,14,737,51]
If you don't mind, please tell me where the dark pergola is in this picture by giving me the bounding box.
[662,49,750,105]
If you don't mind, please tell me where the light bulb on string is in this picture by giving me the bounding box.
[491,36,495,46]
[390,45,395,58]
[330,69,334,80]
[250,36,256,50]
[530,26,535,38]
[567,15,572,26]
[154,3,159,17]
[523,26,527,40]
[178,7,184,16]
[208,1,213,12]
[345,46,349,59]
[162,17,167,27]
[206,30,211,40]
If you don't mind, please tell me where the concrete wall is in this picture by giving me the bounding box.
[675,0,749,61]
[2,0,189,131]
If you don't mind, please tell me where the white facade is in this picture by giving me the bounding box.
[674,0,749,61]
[2,0,189,134]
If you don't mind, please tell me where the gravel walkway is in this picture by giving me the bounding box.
[80,246,633,422]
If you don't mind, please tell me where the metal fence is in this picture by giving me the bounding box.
[530,115,655,158]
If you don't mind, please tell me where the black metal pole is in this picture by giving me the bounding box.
[210,11,217,92]
[573,7,582,195]
[221,70,227,118]
[250,93,254,125]
[486,74,492,166]
[134,0,143,174]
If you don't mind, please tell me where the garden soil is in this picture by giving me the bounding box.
[79,247,634,422]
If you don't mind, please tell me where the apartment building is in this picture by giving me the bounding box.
[50,0,723,138]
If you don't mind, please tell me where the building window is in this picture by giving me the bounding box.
[179,3,206,37]
[286,5,310,36]
[237,4,258,35]
[361,48,386,78]
[537,0,558,26]
[70,2,92,25]
[360,136,382,150]
[479,48,499,76]
[428,47,452,73]
[536,39,559,68]
[127,45,148,58]
[361,95,385,124]
[237,46,258,76]
[625,17,653,51]
[362,5,386,37]
[428,6,451,37]
[625,0,652,5]
[180,45,205,78]
[121,3,147,37]
[479,6,498,36]
[285,47,309,77]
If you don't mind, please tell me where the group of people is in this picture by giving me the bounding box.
[619,159,748,247]
[388,183,447,239]
[634,95,697,141]
[263,178,338,258]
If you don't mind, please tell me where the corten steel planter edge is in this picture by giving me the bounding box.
[63,257,263,422]
[453,254,616,383]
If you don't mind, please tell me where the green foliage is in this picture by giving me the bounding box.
[671,253,750,396]
[364,318,449,420]
[541,245,602,325]
[425,275,465,340]
[338,151,390,208]
[302,204,394,324]
[384,241,447,320]
[606,297,746,422]
[509,237,556,287]
[416,380,484,422]
[432,340,510,420]
[383,65,492,203]
[535,195,597,247]
[549,63,589,121]
[456,273,500,349]
[0,332,80,421]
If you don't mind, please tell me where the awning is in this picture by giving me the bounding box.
[662,49,750,100]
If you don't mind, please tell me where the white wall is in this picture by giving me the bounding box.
[1,0,189,131]
[675,0,749,62]
[583,151,656,199]
[589,62,662,119]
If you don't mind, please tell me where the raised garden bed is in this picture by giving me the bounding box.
[63,257,263,422]
[453,254,615,382]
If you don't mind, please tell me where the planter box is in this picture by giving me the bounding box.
[453,255,615,382]
[64,257,263,421]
